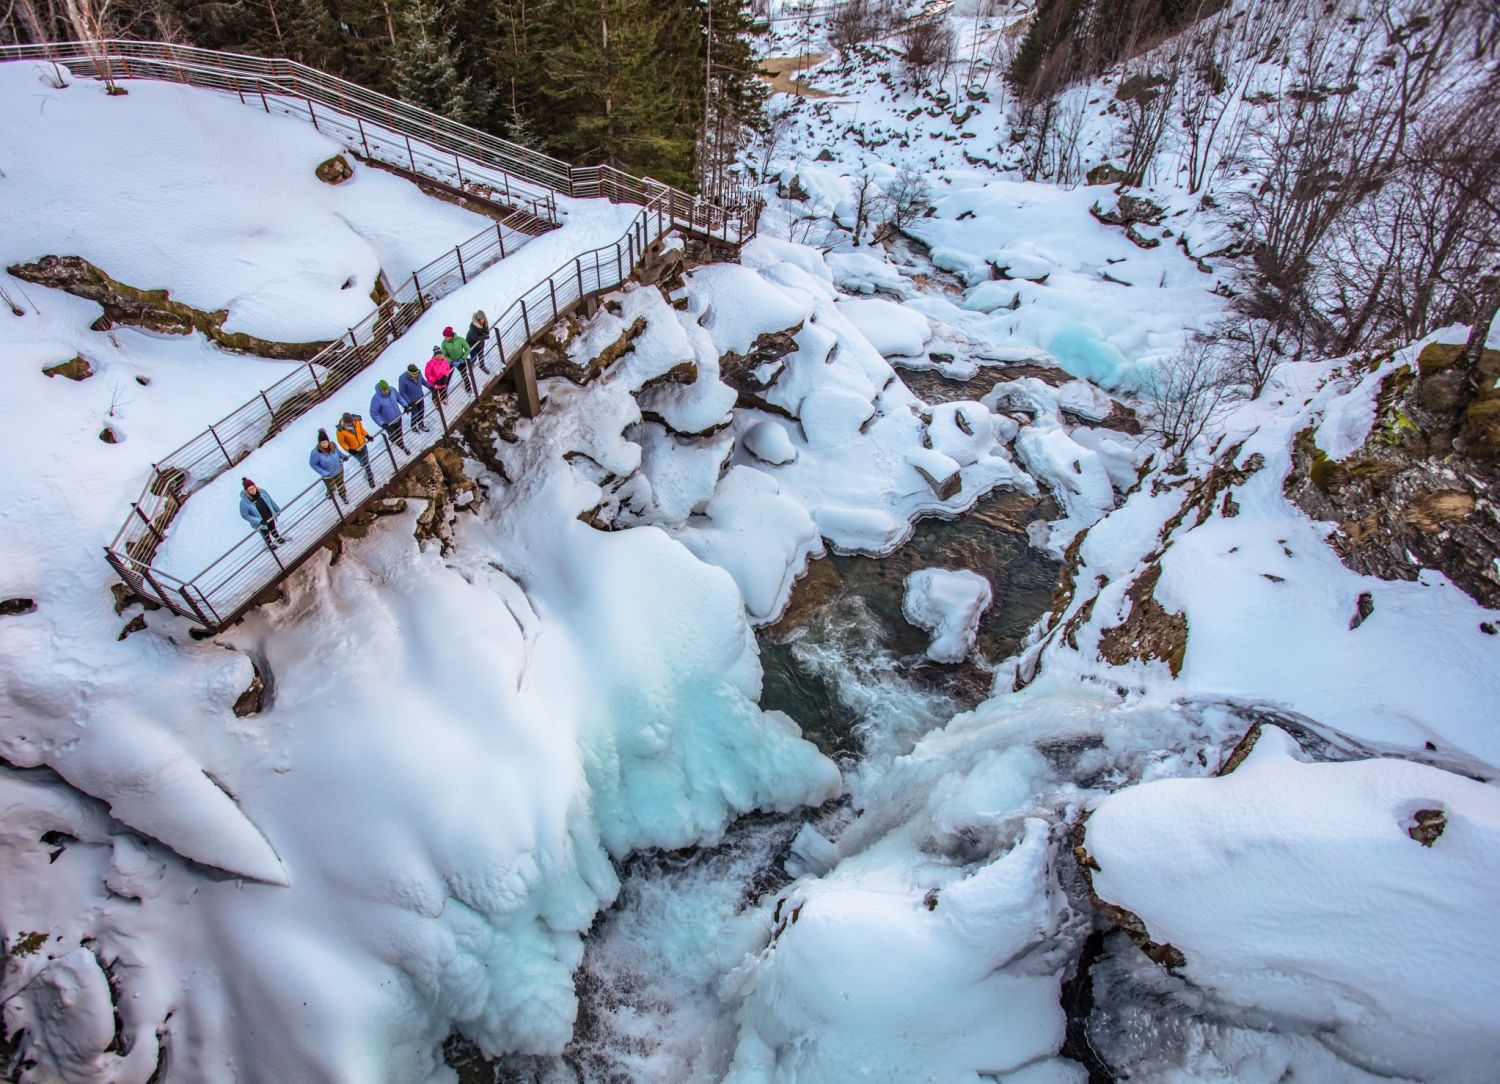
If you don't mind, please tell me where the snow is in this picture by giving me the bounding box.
[903,568,994,663]
[724,819,1067,1084]
[152,198,642,580]
[743,419,797,465]
[7,10,1500,1082]
[1086,725,1500,1084]
[0,62,489,343]
[834,296,932,358]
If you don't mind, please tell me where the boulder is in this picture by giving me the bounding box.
[315,155,354,184]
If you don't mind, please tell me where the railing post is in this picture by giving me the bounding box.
[259,89,269,113]
[140,566,175,608]
[133,503,164,544]
[259,389,275,419]
[177,584,213,628]
[356,116,370,157]
[615,243,623,283]
[456,245,467,284]
[520,298,532,342]
[576,259,585,301]
[434,388,449,431]
[411,270,423,307]
[454,153,464,189]
[347,328,358,348]
[404,133,416,171]
[307,362,324,394]
[209,424,233,467]
[548,277,558,320]
[305,97,319,131]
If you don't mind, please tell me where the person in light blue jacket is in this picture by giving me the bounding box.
[239,478,285,548]
[369,380,410,453]
[309,428,350,502]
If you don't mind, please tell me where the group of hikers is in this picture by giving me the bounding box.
[239,311,494,549]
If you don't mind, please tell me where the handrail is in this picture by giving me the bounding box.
[0,39,762,627]
[0,40,760,240]
[105,196,678,629]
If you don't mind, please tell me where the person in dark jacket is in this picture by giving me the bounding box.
[398,363,431,432]
[466,311,492,374]
[309,428,350,502]
[441,326,475,394]
[239,478,285,547]
[336,412,377,486]
[369,380,409,453]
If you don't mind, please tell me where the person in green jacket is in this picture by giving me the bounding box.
[441,325,475,394]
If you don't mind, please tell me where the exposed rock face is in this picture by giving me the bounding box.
[1090,194,1165,228]
[717,326,802,418]
[315,155,354,184]
[1096,563,1188,676]
[43,355,94,380]
[1285,346,1500,609]
[7,256,331,360]
[232,664,266,717]
[1085,162,1131,186]
[1073,816,1186,970]
[0,598,37,617]
[1408,808,1446,847]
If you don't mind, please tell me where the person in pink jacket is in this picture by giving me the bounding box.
[424,346,453,404]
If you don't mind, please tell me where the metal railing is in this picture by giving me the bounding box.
[105,197,678,630]
[104,203,544,573]
[0,40,761,242]
[0,40,762,628]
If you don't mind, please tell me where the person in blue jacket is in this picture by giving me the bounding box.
[398,363,431,433]
[369,380,410,453]
[239,478,286,548]
[309,428,350,503]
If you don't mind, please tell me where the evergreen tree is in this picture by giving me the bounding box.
[531,0,700,186]
[394,0,493,125]
[697,0,767,197]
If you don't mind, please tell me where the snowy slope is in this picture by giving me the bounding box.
[0,61,489,341]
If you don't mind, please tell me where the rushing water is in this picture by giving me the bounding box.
[463,484,1062,1082]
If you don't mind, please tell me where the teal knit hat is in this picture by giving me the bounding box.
[377,379,390,392]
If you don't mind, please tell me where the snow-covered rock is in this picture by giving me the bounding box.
[902,568,993,663]
[1085,726,1500,1084]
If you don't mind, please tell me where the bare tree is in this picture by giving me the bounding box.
[1141,340,1240,459]
[1115,60,1176,186]
[847,170,880,246]
[901,17,956,85]
[876,164,929,238]
[828,0,882,51]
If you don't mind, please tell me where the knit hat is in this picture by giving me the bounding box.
[432,345,442,355]
[443,326,454,337]
[377,379,390,392]
[242,477,255,490]
[318,428,330,443]
[407,363,419,374]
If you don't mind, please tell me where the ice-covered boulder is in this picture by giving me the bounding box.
[834,297,932,358]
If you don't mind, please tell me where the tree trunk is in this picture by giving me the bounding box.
[1459,272,1500,389]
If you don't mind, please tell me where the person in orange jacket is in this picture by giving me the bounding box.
[336,412,377,487]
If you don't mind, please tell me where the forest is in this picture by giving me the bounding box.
[0,0,766,192]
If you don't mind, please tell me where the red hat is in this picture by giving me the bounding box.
[242,477,255,490]
[443,326,454,337]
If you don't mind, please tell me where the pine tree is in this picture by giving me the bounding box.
[531,0,700,185]
[394,0,493,125]
[697,0,767,198]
